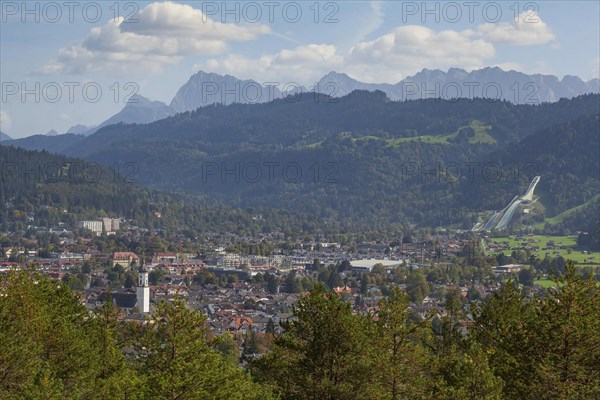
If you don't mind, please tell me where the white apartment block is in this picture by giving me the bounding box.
[101,218,120,232]
[218,253,241,269]
[77,220,103,233]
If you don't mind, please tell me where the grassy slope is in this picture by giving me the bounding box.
[387,120,496,145]
[304,120,496,148]
[531,194,600,229]
[533,279,565,288]
[489,235,600,264]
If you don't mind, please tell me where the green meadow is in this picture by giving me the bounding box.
[388,120,496,145]
[533,279,564,288]
[305,120,497,148]
[489,234,600,265]
[531,194,600,229]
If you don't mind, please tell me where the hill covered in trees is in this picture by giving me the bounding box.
[0,146,358,236]
[6,94,600,232]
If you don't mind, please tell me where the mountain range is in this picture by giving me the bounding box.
[110,67,600,126]
[4,67,599,141]
[4,88,598,231]
[0,131,12,142]
[83,94,176,136]
[325,67,600,102]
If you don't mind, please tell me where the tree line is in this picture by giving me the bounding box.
[1,261,598,399]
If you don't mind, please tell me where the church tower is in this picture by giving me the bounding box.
[136,260,150,313]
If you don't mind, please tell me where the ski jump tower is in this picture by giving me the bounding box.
[473,176,541,232]
[521,175,540,203]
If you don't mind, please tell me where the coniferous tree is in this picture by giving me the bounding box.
[252,284,375,400]
[137,297,274,400]
[473,261,600,399]
[373,287,434,399]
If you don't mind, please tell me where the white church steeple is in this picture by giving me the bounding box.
[136,258,150,313]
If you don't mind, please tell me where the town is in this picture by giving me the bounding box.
[2,214,596,358]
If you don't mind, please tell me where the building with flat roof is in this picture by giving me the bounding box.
[78,220,103,233]
[350,259,406,273]
[493,264,524,274]
[101,218,120,232]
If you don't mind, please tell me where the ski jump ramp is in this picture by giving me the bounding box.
[472,176,541,232]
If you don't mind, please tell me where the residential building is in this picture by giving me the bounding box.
[101,218,120,232]
[111,252,140,268]
[493,264,525,274]
[219,253,241,269]
[78,220,103,233]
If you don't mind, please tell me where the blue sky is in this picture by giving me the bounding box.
[1,1,599,138]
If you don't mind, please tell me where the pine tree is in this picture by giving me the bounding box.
[372,287,434,399]
[433,342,503,400]
[137,297,273,400]
[473,261,600,399]
[0,269,135,400]
[242,326,261,358]
[266,318,276,336]
[252,284,375,400]
[426,285,502,399]
[210,333,240,366]
[89,301,143,399]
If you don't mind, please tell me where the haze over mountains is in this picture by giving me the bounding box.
[169,67,599,110]
[139,67,600,124]
[170,71,296,113]
[3,67,599,141]
[3,65,598,232]
[83,95,176,136]
[4,88,599,231]
[328,67,600,102]
[0,131,12,142]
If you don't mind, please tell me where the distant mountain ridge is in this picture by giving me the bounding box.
[2,133,83,153]
[319,67,600,102]
[66,124,91,135]
[0,131,12,142]
[90,67,600,134]
[84,94,175,136]
[5,91,599,230]
[10,67,600,141]
[170,68,600,111]
[171,71,281,113]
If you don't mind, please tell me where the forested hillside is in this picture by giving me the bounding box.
[0,146,355,236]
[455,113,600,230]
[5,94,599,231]
[60,93,600,156]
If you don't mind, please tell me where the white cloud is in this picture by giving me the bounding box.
[37,2,557,84]
[0,111,12,131]
[478,11,555,45]
[37,2,270,75]
[121,2,269,40]
[345,26,495,82]
[196,25,496,85]
[195,44,344,85]
[203,11,554,84]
